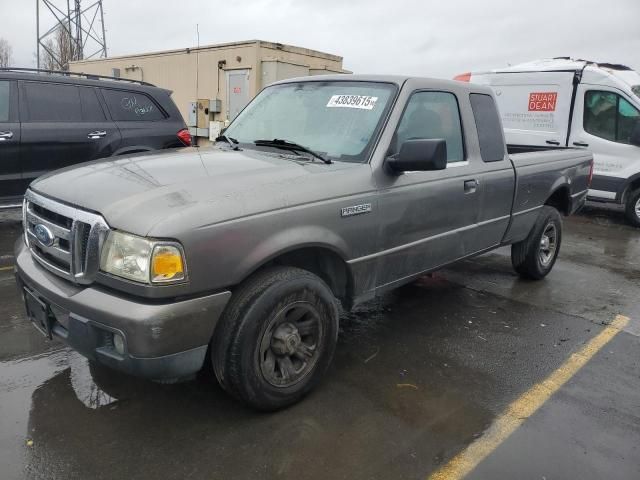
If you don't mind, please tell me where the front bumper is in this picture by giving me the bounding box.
[15,237,232,380]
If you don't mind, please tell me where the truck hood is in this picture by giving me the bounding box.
[31,147,363,236]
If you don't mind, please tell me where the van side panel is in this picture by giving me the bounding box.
[471,71,575,147]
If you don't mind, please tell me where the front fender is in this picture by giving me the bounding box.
[229,225,351,285]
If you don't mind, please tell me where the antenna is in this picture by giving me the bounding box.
[36,0,108,69]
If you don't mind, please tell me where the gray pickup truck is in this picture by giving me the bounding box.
[15,75,592,410]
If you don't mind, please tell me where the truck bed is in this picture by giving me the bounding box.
[503,148,593,244]
[507,144,574,154]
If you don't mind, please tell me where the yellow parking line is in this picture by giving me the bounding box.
[0,265,14,271]
[428,314,630,480]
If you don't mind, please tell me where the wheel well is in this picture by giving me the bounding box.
[623,177,640,202]
[261,247,353,308]
[545,186,571,216]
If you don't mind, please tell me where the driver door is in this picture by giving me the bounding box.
[374,90,482,289]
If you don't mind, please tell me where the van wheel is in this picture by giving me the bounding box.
[624,188,640,227]
[211,266,339,411]
[511,206,562,280]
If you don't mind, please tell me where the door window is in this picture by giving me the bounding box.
[101,89,165,121]
[0,81,9,122]
[79,87,106,121]
[584,91,640,144]
[24,82,82,122]
[393,91,464,163]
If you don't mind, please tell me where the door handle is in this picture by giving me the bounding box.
[87,131,107,139]
[0,131,14,141]
[573,141,589,147]
[546,140,560,146]
[464,179,478,194]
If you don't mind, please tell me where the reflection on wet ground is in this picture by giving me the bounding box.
[0,207,639,479]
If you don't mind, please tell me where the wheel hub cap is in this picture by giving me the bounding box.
[259,302,322,388]
[271,323,302,356]
[538,223,557,267]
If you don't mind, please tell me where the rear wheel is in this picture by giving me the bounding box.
[624,188,640,228]
[511,206,562,280]
[211,266,339,411]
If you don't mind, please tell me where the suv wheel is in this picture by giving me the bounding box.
[211,266,339,410]
[511,206,563,280]
[624,188,640,228]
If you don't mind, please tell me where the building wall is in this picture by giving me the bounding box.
[69,41,346,131]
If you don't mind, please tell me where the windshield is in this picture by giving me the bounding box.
[224,81,397,163]
[633,85,640,100]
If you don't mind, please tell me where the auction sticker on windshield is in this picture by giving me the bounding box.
[327,95,378,110]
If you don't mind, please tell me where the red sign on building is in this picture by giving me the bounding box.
[528,92,557,111]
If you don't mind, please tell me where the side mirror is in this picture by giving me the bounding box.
[630,122,640,147]
[386,139,447,173]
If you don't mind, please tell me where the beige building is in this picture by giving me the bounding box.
[69,40,349,141]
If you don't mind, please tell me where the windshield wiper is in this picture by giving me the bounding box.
[254,139,332,164]
[215,134,241,150]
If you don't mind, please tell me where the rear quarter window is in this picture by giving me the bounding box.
[469,93,506,162]
[102,89,165,121]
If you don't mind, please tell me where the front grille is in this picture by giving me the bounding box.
[31,203,73,229]
[24,190,109,284]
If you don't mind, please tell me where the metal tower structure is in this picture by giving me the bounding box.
[36,0,107,69]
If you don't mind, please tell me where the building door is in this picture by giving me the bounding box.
[226,69,250,121]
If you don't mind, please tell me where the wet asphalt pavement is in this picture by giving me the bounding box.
[0,205,638,480]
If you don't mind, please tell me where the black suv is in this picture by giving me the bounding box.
[0,68,191,207]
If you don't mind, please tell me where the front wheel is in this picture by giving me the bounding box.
[624,188,640,228]
[211,266,339,411]
[511,206,563,280]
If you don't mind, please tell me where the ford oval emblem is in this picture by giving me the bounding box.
[34,224,55,247]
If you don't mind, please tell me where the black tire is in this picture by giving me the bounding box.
[211,266,339,411]
[624,188,640,228]
[511,206,563,280]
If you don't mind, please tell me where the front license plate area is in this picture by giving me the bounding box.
[24,288,53,339]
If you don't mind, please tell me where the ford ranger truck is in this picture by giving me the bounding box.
[15,75,593,410]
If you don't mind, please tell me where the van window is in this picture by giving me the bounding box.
[0,81,9,122]
[584,91,640,144]
[393,91,464,163]
[102,89,165,121]
[24,82,83,122]
[470,93,506,162]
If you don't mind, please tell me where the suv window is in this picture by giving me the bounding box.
[24,82,83,122]
[584,91,640,144]
[394,91,464,163]
[0,81,9,122]
[101,89,165,121]
[79,86,106,122]
[469,93,506,162]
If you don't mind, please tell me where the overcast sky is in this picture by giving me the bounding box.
[1,0,639,77]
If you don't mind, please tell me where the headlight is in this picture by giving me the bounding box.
[100,231,186,284]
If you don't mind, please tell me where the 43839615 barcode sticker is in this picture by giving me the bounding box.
[326,95,379,110]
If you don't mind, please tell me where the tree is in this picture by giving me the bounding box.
[0,38,12,68]
[40,28,79,71]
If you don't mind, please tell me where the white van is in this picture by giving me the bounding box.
[455,58,640,226]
